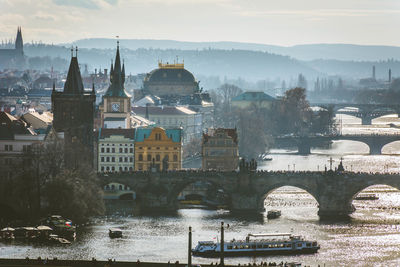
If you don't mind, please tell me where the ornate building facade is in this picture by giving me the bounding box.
[202,128,239,171]
[51,51,96,169]
[134,127,182,171]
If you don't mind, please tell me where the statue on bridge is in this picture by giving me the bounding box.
[239,158,257,172]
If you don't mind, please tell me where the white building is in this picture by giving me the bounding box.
[97,128,135,173]
[132,106,202,143]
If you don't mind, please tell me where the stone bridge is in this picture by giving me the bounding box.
[274,134,400,155]
[99,170,400,219]
[311,103,400,125]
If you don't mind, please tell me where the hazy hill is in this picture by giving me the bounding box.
[68,38,400,61]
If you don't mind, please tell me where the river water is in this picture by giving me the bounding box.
[2,115,400,266]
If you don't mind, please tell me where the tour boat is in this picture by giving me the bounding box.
[267,210,281,219]
[192,233,320,257]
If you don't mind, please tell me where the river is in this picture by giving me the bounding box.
[2,115,400,266]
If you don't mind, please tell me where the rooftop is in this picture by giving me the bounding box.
[98,128,135,139]
[132,106,196,116]
[232,91,275,102]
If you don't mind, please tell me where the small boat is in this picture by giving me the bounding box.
[48,234,71,245]
[41,215,76,240]
[109,228,122,238]
[354,193,379,200]
[37,225,53,240]
[192,233,320,258]
[267,210,281,219]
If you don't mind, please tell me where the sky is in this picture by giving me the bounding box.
[1,0,400,46]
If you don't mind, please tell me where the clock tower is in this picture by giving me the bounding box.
[101,42,131,128]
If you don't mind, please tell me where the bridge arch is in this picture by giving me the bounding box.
[167,176,232,209]
[257,183,319,212]
[381,141,400,154]
[347,183,400,215]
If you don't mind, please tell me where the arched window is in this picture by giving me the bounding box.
[119,185,123,190]
[147,154,152,161]
[105,185,110,190]
[111,184,115,190]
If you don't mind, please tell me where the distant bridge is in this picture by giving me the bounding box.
[99,170,400,219]
[310,103,400,125]
[274,134,400,155]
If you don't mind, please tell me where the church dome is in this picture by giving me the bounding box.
[145,63,196,84]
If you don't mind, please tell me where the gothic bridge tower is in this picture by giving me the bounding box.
[51,49,96,169]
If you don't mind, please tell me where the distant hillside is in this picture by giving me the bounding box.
[68,38,400,61]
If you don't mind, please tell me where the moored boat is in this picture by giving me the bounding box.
[354,193,378,200]
[192,233,320,257]
[109,228,122,238]
[267,210,281,219]
[0,227,15,240]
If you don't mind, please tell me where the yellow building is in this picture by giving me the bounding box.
[134,127,183,171]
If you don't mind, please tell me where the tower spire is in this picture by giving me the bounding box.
[15,26,23,52]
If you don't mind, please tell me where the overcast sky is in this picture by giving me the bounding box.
[1,0,400,46]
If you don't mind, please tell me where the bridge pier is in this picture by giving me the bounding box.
[361,116,372,125]
[230,194,260,213]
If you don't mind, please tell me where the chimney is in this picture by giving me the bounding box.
[145,103,149,119]
[372,65,376,80]
[389,69,392,83]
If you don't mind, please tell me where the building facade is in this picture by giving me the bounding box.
[51,52,96,169]
[231,91,275,109]
[97,128,135,173]
[132,106,202,143]
[202,128,239,171]
[134,127,182,171]
[0,111,44,180]
[100,43,131,129]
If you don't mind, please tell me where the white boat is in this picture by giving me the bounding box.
[192,233,320,257]
[267,210,281,219]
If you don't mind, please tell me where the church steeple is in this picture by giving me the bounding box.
[104,41,128,97]
[15,26,23,52]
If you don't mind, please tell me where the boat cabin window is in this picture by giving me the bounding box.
[227,246,232,250]
[251,245,256,249]
[297,243,302,247]
[312,242,317,246]
[286,244,292,248]
[257,244,262,249]
[306,243,311,247]
[263,244,268,248]
[234,245,238,249]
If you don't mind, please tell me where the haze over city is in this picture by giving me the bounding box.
[1,0,400,46]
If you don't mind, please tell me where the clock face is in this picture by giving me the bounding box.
[111,103,120,112]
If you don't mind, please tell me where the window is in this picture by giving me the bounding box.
[101,166,104,171]
[101,148,105,153]
[119,157,123,162]
[124,148,128,153]
[106,166,110,171]
[112,148,115,153]
[112,157,115,162]
[119,185,123,190]
[173,154,178,162]
[111,166,115,171]
[147,154,151,161]
[129,148,133,153]
[5,145,13,151]
[124,167,128,171]
[139,154,143,161]
[119,167,123,171]
[119,148,123,153]
[23,145,31,152]
[101,157,104,162]
[106,148,110,153]
[111,184,115,189]
[124,157,128,162]
[156,155,160,161]
[130,157,133,162]
[156,147,160,150]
